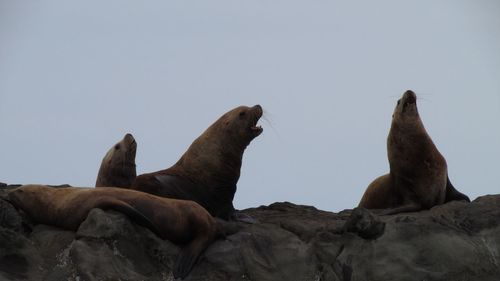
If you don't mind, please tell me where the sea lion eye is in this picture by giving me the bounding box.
[115,144,120,150]
[239,111,246,117]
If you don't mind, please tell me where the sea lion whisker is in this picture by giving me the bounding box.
[261,114,282,137]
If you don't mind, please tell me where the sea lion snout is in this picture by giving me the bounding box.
[123,133,136,147]
[403,90,417,104]
[252,104,263,116]
[395,90,418,115]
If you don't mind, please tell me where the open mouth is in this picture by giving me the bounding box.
[251,125,263,134]
[249,105,264,136]
[250,118,263,135]
[250,115,263,136]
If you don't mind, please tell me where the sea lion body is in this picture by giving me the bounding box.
[95,133,137,188]
[132,105,263,221]
[8,185,216,279]
[359,90,470,214]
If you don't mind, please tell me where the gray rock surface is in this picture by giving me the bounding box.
[1,184,499,281]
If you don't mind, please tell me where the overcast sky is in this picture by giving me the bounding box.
[1,1,499,212]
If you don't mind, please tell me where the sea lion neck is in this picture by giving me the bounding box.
[169,131,245,187]
[166,106,262,187]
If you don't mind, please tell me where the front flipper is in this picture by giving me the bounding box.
[444,176,470,203]
[380,202,422,215]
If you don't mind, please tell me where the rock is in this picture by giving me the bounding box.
[343,207,385,239]
[0,199,23,232]
[0,227,44,280]
[29,225,77,280]
[1,195,500,280]
[73,209,178,281]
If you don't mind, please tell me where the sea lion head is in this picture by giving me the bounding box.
[105,133,137,165]
[172,105,263,187]
[197,105,263,152]
[95,133,137,187]
[392,90,418,120]
[7,185,50,218]
[215,104,263,148]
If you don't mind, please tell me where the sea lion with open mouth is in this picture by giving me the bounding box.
[132,105,263,222]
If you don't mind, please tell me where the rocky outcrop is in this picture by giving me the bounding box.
[1,184,499,281]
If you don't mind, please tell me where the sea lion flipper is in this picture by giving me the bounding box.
[98,199,161,237]
[444,176,471,203]
[173,247,199,279]
[380,202,421,215]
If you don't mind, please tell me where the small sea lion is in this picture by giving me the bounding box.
[132,105,263,222]
[95,133,137,188]
[359,90,470,214]
[7,185,217,279]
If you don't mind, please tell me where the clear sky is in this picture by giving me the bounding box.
[1,1,499,212]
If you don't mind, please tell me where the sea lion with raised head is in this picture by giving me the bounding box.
[359,90,470,214]
[7,184,217,279]
[96,133,137,188]
[132,105,263,222]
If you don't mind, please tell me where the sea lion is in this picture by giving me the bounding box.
[132,105,263,222]
[358,90,470,214]
[95,133,137,188]
[7,184,217,279]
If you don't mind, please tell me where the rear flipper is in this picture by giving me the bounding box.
[444,176,470,203]
[173,247,201,279]
[173,232,216,279]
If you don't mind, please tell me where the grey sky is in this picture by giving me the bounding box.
[1,1,499,212]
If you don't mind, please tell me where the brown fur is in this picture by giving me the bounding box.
[132,105,263,220]
[8,184,216,279]
[359,90,470,214]
[95,133,137,188]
